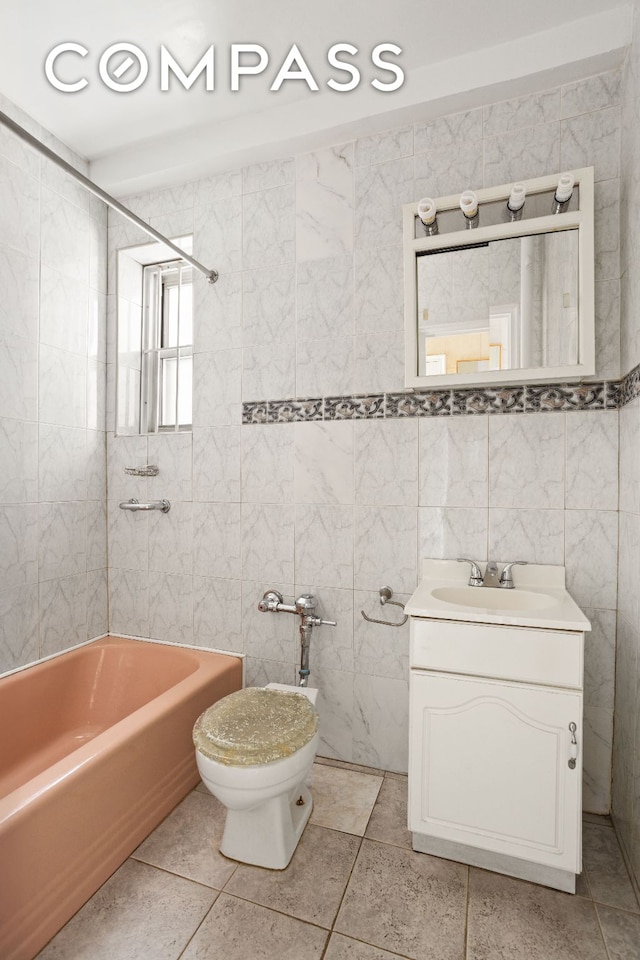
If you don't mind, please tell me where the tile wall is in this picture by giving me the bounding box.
[0,96,108,674]
[108,68,622,800]
[613,0,640,894]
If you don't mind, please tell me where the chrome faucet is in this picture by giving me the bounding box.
[457,559,527,589]
[258,591,336,686]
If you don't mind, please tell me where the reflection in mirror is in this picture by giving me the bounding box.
[416,229,578,377]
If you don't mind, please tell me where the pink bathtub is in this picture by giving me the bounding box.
[0,635,243,960]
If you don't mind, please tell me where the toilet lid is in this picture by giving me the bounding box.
[193,687,319,766]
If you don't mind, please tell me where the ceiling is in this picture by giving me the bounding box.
[0,1,633,194]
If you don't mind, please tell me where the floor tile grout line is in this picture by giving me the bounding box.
[175,890,222,960]
[463,864,471,960]
[592,898,615,960]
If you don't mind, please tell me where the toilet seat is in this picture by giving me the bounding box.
[193,687,318,766]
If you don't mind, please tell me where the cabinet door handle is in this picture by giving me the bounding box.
[568,721,578,769]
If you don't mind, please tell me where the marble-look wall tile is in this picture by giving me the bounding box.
[582,607,617,709]
[617,512,640,631]
[0,335,37,421]
[242,264,296,347]
[193,502,242,580]
[419,416,488,507]
[193,272,242,354]
[354,589,411,680]
[193,576,243,652]
[242,502,295,582]
[39,573,87,657]
[242,423,295,503]
[419,506,488,561]
[0,504,37,589]
[355,128,413,166]
[295,504,353,588]
[354,156,414,250]
[561,70,622,119]
[147,433,192,502]
[296,143,353,261]
[489,414,565,509]
[193,196,242,275]
[354,246,403,336]
[296,336,354,398]
[353,334,405,394]
[193,349,242,426]
[148,572,193,643]
[296,256,354,342]
[483,90,560,137]
[488,508,565,564]
[243,184,295,269]
[594,279,620,380]
[244,656,297,687]
[594,179,620,281]
[108,567,149,637]
[414,141,484,200]
[0,583,38,672]
[561,107,621,182]
[352,674,409,772]
[414,109,483,152]
[148,503,193,575]
[0,418,38,503]
[241,579,297,664]
[193,426,241,503]
[106,433,148,501]
[243,158,295,193]
[38,501,86,581]
[565,510,618,610]
[242,342,296,402]
[39,266,88,356]
[294,421,353,505]
[583,706,614,814]
[354,505,418,594]
[39,344,86,428]
[483,122,560,185]
[40,186,90,281]
[87,568,108,639]
[86,500,107,571]
[619,399,640,515]
[195,170,242,204]
[0,244,39,341]
[0,155,40,258]
[107,501,148,571]
[313,668,355,762]
[80,430,106,501]
[565,411,618,510]
[354,419,418,506]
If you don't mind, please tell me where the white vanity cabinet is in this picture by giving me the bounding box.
[406,562,589,894]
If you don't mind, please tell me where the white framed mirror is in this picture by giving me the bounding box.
[403,168,595,389]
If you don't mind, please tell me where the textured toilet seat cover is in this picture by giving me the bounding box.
[193,687,319,766]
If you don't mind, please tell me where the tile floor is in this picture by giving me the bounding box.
[37,758,640,960]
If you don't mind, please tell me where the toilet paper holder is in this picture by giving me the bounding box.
[360,586,408,627]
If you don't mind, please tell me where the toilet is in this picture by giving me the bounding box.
[193,683,319,870]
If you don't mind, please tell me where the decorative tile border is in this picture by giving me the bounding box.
[241,364,640,424]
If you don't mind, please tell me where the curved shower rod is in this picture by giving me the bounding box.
[0,108,218,285]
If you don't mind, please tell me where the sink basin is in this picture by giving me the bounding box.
[431,586,559,612]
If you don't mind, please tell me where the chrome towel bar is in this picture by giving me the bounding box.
[119,498,171,513]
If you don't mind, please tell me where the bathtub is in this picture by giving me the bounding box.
[0,635,243,960]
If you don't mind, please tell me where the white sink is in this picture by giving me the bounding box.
[431,586,559,612]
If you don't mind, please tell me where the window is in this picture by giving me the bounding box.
[141,260,193,432]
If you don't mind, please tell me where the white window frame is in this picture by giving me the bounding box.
[140,259,193,433]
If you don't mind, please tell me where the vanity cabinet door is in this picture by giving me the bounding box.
[409,671,582,872]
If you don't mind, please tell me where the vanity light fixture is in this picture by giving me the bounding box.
[507,182,526,221]
[460,190,479,228]
[417,197,438,235]
[553,173,575,213]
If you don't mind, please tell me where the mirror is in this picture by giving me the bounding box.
[404,169,594,389]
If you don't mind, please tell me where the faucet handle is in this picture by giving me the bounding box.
[499,561,528,588]
[456,558,483,586]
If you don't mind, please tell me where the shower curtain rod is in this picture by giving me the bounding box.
[0,109,218,284]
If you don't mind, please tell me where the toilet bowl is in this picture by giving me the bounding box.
[193,683,319,870]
